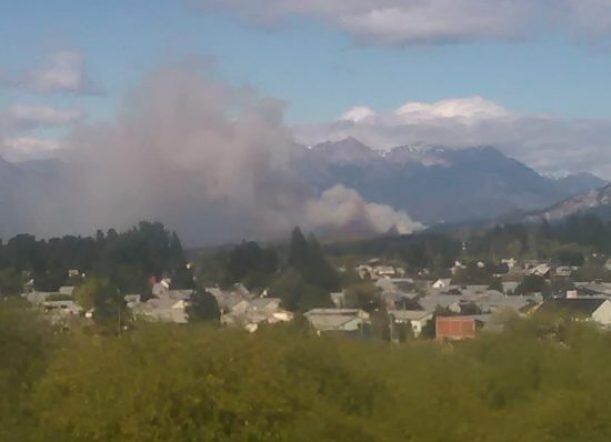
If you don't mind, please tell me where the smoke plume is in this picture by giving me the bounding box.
[43,62,420,244]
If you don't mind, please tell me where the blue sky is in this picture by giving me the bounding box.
[3,0,611,242]
[2,0,611,124]
[2,0,611,176]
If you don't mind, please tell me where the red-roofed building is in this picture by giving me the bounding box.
[436,316,476,341]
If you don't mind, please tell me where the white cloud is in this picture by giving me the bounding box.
[8,104,83,127]
[192,0,611,45]
[339,105,376,122]
[394,96,509,122]
[0,103,83,136]
[2,137,62,161]
[294,96,611,179]
[25,50,99,94]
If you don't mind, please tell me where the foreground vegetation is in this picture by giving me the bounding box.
[2,300,611,441]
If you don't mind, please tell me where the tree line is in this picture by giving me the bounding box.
[0,221,192,297]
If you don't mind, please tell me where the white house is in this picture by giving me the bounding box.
[537,298,611,327]
[221,297,293,331]
[501,258,517,270]
[58,286,75,296]
[124,294,141,308]
[132,290,191,323]
[432,278,452,289]
[330,290,346,308]
[388,310,433,337]
[355,265,373,279]
[373,265,396,278]
[152,279,171,296]
[555,266,572,277]
[530,264,551,277]
[501,281,519,295]
[304,308,370,334]
[41,300,82,316]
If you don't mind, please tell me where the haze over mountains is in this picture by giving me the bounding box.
[0,135,606,244]
[524,183,611,223]
[296,137,607,225]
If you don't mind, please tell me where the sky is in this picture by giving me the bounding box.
[2,0,611,177]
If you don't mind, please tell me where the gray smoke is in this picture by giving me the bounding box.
[46,63,420,244]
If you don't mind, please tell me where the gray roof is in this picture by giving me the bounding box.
[419,290,540,314]
[24,291,57,305]
[577,283,611,296]
[306,314,363,332]
[248,298,281,310]
[305,308,368,318]
[418,294,461,312]
[501,281,519,293]
[59,286,75,296]
[124,294,141,303]
[388,310,432,322]
[538,298,609,316]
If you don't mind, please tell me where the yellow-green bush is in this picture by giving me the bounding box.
[3,306,611,441]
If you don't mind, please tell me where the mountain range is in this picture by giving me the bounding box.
[0,137,608,240]
[523,183,611,223]
[295,137,607,225]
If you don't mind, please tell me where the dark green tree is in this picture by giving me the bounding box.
[287,227,339,292]
[515,275,548,295]
[186,290,220,323]
[0,268,24,297]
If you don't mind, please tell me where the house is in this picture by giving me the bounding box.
[304,308,370,334]
[419,289,540,316]
[152,278,171,296]
[536,298,611,327]
[501,281,519,295]
[575,282,611,297]
[248,297,281,312]
[22,278,34,293]
[355,264,373,279]
[530,264,551,277]
[356,262,402,280]
[435,316,477,341]
[58,286,75,296]
[388,310,433,337]
[224,297,250,315]
[207,285,254,313]
[373,265,397,278]
[501,258,517,271]
[132,290,191,323]
[555,266,572,277]
[432,278,452,289]
[124,294,141,308]
[40,300,82,326]
[418,294,462,314]
[67,269,81,278]
[380,291,420,310]
[451,261,467,275]
[221,297,293,332]
[24,291,57,305]
[566,290,578,299]
[330,290,346,308]
[463,289,541,314]
[460,284,489,294]
[375,277,414,293]
[41,300,82,315]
